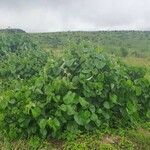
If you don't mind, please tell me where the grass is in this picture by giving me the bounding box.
[127,129,150,150]
[0,123,149,150]
[123,57,150,68]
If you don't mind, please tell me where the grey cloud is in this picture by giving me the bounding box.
[0,0,150,32]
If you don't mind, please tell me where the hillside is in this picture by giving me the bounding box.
[30,31,150,58]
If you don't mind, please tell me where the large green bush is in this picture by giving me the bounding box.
[0,33,47,79]
[0,43,149,140]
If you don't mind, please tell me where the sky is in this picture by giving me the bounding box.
[0,0,150,32]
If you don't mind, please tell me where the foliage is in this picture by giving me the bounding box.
[0,33,48,79]
[30,31,150,58]
[120,47,128,57]
[0,41,149,140]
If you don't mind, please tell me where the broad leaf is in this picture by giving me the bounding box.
[74,110,91,126]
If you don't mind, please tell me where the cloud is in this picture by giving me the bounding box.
[0,0,150,32]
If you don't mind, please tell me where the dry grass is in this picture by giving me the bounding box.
[123,57,150,68]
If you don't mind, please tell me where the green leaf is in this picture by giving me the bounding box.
[79,97,89,108]
[47,118,60,132]
[60,104,67,111]
[38,119,47,129]
[126,80,133,88]
[111,83,115,89]
[94,59,106,69]
[40,129,47,137]
[25,102,36,114]
[146,111,150,119]
[95,120,101,127]
[60,104,75,115]
[53,118,60,127]
[91,113,98,122]
[67,122,78,132]
[74,110,91,126]
[103,101,110,109]
[35,88,43,94]
[9,99,16,104]
[110,94,117,104]
[63,91,76,104]
[0,97,8,110]
[135,86,142,96]
[67,105,75,115]
[0,113,4,124]
[89,105,96,113]
[102,111,110,120]
[31,107,41,118]
[126,100,137,114]
[97,108,102,114]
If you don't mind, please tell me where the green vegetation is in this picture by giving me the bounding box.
[0,32,47,79]
[31,31,150,58]
[0,30,150,149]
[0,28,26,33]
[0,126,149,149]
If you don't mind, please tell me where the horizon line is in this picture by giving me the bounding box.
[1,28,150,33]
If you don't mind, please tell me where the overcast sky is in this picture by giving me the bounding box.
[0,0,150,32]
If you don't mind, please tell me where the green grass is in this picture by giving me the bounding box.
[127,129,150,150]
[123,57,150,68]
[0,124,149,150]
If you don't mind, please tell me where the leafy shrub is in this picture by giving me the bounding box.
[0,33,47,79]
[0,43,149,140]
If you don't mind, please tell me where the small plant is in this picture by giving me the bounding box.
[28,136,42,150]
[100,144,116,150]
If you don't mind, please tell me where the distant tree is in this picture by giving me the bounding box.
[0,28,26,33]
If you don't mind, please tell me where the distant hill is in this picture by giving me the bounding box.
[0,28,26,33]
[30,31,150,58]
